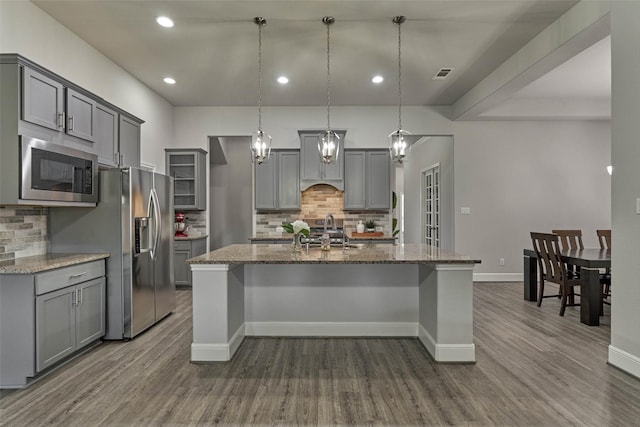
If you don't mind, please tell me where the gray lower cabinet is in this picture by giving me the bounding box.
[344,149,390,210]
[174,237,207,288]
[0,260,106,388]
[255,150,300,211]
[299,130,345,191]
[35,277,105,371]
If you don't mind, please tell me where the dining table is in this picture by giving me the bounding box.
[523,248,611,326]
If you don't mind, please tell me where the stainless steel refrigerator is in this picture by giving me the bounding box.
[49,168,175,339]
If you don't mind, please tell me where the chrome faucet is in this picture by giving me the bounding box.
[324,213,336,231]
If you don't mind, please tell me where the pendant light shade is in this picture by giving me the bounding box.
[318,16,340,164]
[389,16,411,165]
[251,17,271,164]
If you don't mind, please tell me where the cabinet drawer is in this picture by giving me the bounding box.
[35,260,105,296]
[174,241,191,251]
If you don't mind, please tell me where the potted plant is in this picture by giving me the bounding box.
[365,219,376,233]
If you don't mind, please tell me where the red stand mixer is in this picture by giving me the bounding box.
[174,212,188,237]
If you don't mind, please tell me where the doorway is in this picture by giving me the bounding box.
[208,136,253,250]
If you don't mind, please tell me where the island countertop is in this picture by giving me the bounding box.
[187,243,480,265]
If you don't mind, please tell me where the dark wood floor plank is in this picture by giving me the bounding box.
[2,284,640,426]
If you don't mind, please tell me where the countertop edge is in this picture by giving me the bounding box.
[0,253,110,274]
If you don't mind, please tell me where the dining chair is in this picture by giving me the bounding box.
[530,232,581,316]
[597,229,612,311]
[552,229,583,282]
[551,229,584,251]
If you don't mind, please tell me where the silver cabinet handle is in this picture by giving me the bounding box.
[68,115,74,131]
[69,272,87,279]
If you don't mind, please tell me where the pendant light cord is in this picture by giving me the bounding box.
[257,18,263,132]
[397,17,403,131]
[326,18,332,132]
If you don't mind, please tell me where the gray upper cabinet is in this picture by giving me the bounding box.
[65,88,96,142]
[95,103,119,167]
[344,149,391,211]
[166,148,207,211]
[119,115,141,168]
[299,130,345,191]
[255,149,300,211]
[95,107,142,168]
[22,66,64,132]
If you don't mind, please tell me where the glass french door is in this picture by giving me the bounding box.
[422,165,440,247]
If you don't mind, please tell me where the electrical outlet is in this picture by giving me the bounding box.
[499,258,505,266]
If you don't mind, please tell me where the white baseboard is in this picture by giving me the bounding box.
[245,321,418,337]
[473,273,523,282]
[608,345,640,379]
[418,324,476,363]
[191,325,245,362]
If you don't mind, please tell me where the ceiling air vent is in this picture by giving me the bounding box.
[432,68,454,80]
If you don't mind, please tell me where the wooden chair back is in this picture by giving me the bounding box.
[596,229,611,250]
[551,229,584,251]
[531,232,567,285]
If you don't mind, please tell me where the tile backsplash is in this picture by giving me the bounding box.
[0,207,48,260]
[255,184,390,234]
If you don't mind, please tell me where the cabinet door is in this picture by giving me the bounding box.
[66,88,96,142]
[75,278,106,349]
[344,151,366,209]
[119,115,141,168]
[22,67,64,132]
[174,249,191,287]
[366,151,391,209]
[254,154,277,210]
[278,151,300,209]
[95,103,119,167]
[36,286,75,372]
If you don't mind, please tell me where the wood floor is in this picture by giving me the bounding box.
[2,283,639,426]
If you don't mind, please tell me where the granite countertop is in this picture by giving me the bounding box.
[187,243,480,265]
[0,253,110,274]
[175,234,208,241]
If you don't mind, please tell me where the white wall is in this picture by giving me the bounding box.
[453,120,611,279]
[0,1,173,172]
[173,105,453,151]
[609,2,640,378]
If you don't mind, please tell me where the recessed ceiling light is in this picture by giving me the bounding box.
[163,77,176,85]
[372,75,384,84]
[156,16,174,28]
[277,76,289,84]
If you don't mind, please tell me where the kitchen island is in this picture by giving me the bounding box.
[187,243,480,363]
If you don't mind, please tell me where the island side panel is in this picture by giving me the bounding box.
[418,264,476,363]
[190,264,245,362]
[244,264,419,336]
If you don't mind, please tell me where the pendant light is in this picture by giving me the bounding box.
[389,16,411,165]
[251,17,271,164]
[318,16,340,164]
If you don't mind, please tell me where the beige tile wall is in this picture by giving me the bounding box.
[0,207,48,260]
[255,185,390,234]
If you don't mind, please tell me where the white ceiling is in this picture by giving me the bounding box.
[31,0,609,117]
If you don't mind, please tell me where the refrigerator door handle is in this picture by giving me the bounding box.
[150,188,161,261]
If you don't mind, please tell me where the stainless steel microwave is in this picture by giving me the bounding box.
[20,136,98,205]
